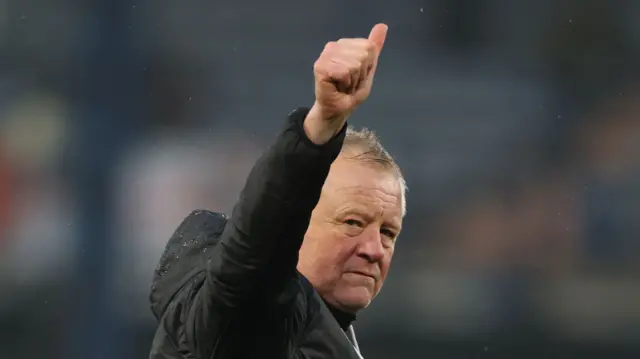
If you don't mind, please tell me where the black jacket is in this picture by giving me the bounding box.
[149,108,365,359]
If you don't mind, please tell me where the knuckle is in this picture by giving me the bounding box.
[313,58,323,70]
[315,60,331,75]
[364,40,376,53]
[324,41,338,51]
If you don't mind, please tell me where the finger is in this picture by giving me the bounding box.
[324,60,353,92]
[340,48,373,91]
[332,41,376,87]
[331,58,361,93]
[316,42,351,89]
[368,23,388,53]
[353,65,368,92]
[361,60,379,91]
[336,39,375,62]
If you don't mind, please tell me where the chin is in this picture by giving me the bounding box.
[336,286,373,312]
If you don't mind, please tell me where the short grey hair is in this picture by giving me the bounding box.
[341,126,407,215]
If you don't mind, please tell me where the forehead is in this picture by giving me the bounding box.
[322,158,403,222]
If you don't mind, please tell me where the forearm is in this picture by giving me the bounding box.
[205,107,346,307]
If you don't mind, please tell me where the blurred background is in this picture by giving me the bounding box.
[1,0,640,358]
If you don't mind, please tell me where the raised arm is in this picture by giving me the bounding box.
[159,24,388,359]
[202,107,347,308]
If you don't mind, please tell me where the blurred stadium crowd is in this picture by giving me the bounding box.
[1,0,639,358]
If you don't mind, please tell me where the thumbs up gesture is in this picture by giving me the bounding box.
[304,24,388,144]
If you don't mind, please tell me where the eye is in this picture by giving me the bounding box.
[344,219,364,227]
[380,228,397,239]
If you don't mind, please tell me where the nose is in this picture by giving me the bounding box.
[356,227,385,263]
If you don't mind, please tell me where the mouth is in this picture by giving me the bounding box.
[347,271,376,280]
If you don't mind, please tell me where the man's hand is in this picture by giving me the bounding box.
[304,23,388,144]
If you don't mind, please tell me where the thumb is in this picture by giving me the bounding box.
[368,23,388,53]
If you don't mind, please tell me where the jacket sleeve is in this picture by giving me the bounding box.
[185,108,346,357]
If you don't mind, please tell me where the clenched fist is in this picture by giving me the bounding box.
[304,24,388,144]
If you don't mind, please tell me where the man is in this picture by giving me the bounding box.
[149,23,406,359]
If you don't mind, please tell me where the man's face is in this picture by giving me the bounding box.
[298,156,403,313]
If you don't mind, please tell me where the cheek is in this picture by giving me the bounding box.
[378,252,394,280]
[318,234,356,270]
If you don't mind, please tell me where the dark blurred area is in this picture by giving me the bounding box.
[1,0,640,358]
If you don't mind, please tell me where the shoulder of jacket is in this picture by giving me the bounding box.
[150,210,229,319]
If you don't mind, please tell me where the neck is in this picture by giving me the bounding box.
[323,299,356,331]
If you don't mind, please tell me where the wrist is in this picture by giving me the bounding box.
[303,103,348,145]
